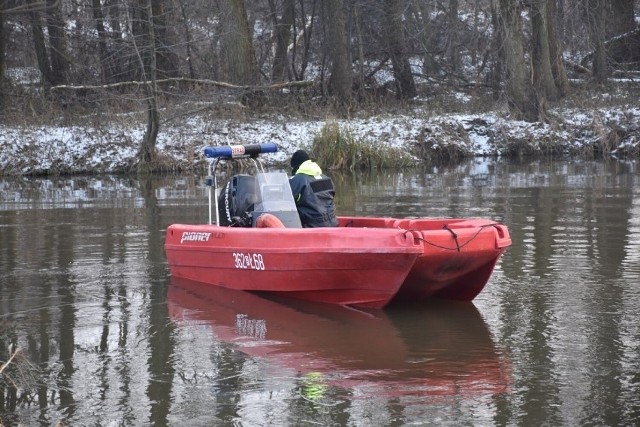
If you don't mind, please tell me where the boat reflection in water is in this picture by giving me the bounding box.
[167,278,511,399]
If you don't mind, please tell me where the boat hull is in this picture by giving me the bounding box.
[165,216,511,308]
[164,223,422,308]
[338,217,512,303]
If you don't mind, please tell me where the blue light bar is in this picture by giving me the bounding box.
[204,143,278,159]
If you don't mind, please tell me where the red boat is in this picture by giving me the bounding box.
[164,143,512,308]
[167,277,512,397]
[165,223,422,308]
[338,216,512,303]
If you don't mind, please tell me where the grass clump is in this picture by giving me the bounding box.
[310,122,416,171]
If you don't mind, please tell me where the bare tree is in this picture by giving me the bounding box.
[3,0,638,127]
[0,8,5,98]
[605,0,635,39]
[130,0,160,172]
[45,0,68,86]
[178,3,195,79]
[446,0,461,72]
[546,0,569,97]
[587,0,608,83]
[531,0,558,100]
[352,1,366,91]
[409,0,440,76]
[324,0,352,107]
[270,0,296,82]
[91,0,113,83]
[151,0,179,79]
[290,0,318,81]
[488,0,504,98]
[30,9,52,85]
[383,0,416,99]
[496,0,543,121]
[218,0,259,85]
[21,0,68,89]
[103,0,126,81]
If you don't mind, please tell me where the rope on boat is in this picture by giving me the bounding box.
[404,223,500,252]
[443,225,461,252]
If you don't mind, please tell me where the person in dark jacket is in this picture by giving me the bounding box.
[289,150,339,228]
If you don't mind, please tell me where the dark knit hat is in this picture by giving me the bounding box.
[290,149,309,173]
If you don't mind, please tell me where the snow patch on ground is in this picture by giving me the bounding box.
[1,104,639,175]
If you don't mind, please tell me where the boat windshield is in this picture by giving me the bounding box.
[253,172,302,228]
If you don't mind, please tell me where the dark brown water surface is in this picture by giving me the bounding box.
[0,159,638,426]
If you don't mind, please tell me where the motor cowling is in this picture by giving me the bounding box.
[217,174,256,227]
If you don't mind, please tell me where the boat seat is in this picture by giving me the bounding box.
[255,213,286,228]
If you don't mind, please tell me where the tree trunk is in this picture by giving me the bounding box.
[104,0,125,82]
[384,0,417,99]
[0,10,5,107]
[497,0,544,122]
[179,3,196,79]
[91,0,113,83]
[489,1,504,99]
[546,0,569,97]
[291,0,317,81]
[137,0,160,172]
[130,3,152,81]
[588,0,608,83]
[353,4,366,92]
[152,0,179,79]
[45,0,68,86]
[531,0,558,100]
[324,0,352,107]
[471,0,481,65]
[141,99,160,167]
[605,0,635,39]
[446,0,461,72]
[271,0,295,82]
[30,11,53,87]
[219,0,259,85]
[414,1,440,76]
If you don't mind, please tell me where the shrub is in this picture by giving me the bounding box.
[310,122,416,170]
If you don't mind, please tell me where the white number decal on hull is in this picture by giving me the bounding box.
[233,253,265,270]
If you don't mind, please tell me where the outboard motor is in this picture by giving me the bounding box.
[217,174,256,227]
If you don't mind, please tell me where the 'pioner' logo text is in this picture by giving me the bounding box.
[180,231,212,244]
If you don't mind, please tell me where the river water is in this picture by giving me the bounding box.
[0,158,638,426]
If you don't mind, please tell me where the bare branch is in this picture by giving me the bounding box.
[50,77,316,92]
[1,0,56,15]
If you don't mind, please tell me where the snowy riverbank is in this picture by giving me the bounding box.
[1,102,639,176]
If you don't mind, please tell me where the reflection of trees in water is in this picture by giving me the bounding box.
[211,347,248,423]
[0,344,39,416]
[140,175,176,427]
[492,160,636,426]
[0,209,79,423]
[0,175,180,425]
[0,161,639,424]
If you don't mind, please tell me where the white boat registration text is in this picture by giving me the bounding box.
[233,253,265,270]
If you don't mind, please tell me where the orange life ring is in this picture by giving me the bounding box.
[256,213,286,228]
